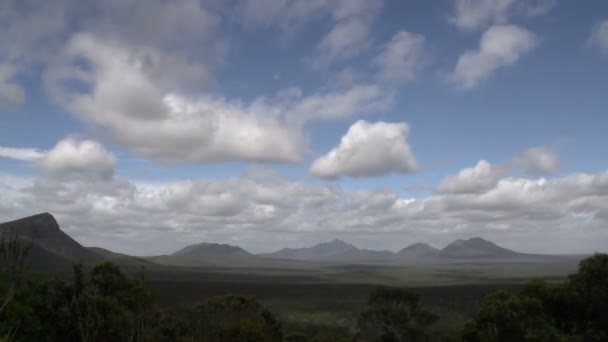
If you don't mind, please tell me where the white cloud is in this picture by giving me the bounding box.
[438,160,505,194]
[38,137,117,180]
[46,34,391,164]
[449,24,538,89]
[89,0,221,50]
[0,146,45,161]
[46,34,302,163]
[451,0,557,31]
[1,165,608,254]
[373,30,426,83]
[590,20,608,55]
[0,0,68,106]
[239,0,382,67]
[313,18,372,66]
[310,120,417,179]
[312,0,383,66]
[516,146,560,176]
[452,0,515,31]
[0,0,223,107]
[286,84,392,125]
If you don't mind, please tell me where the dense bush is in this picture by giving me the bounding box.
[354,286,438,342]
[189,295,283,341]
[0,262,158,342]
[462,254,608,342]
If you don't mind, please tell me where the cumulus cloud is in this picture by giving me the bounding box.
[0,146,45,161]
[0,0,223,106]
[451,0,557,31]
[589,20,608,55]
[373,31,426,83]
[515,146,560,176]
[310,120,417,179]
[449,24,538,89]
[45,34,299,163]
[1,165,608,254]
[46,34,391,164]
[437,160,505,194]
[38,137,117,180]
[3,1,393,165]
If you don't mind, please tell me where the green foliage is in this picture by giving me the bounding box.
[0,230,33,341]
[462,253,608,342]
[190,295,283,341]
[355,286,438,342]
[460,290,564,342]
[0,262,160,342]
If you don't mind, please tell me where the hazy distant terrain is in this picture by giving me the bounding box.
[0,213,592,334]
[1,213,584,285]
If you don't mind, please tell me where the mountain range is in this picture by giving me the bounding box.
[0,213,547,270]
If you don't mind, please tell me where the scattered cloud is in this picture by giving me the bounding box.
[313,17,372,67]
[1,164,608,254]
[522,0,558,17]
[240,1,381,38]
[451,0,557,31]
[312,1,383,67]
[589,20,608,55]
[449,24,538,89]
[310,120,417,179]
[452,0,515,31]
[437,160,505,194]
[45,33,394,164]
[515,146,560,176]
[239,0,383,67]
[286,84,392,125]
[0,146,45,161]
[373,31,426,83]
[38,137,117,181]
[328,68,362,88]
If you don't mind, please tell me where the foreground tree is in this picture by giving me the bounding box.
[355,286,438,342]
[0,260,167,342]
[0,230,32,340]
[190,295,283,342]
[460,290,565,342]
[462,253,608,342]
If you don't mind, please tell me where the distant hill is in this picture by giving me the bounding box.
[262,239,357,261]
[173,242,252,258]
[0,213,102,262]
[152,242,320,268]
[438,237,519,258]
[397,243,440,258]
[261,237,526,262]
[149,242,254,267]
[261,239,395,262]
[0,213,545,272]
[0,213,103,271]
[87,247,154,267]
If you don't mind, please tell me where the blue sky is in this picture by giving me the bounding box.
[0,0,608,255]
